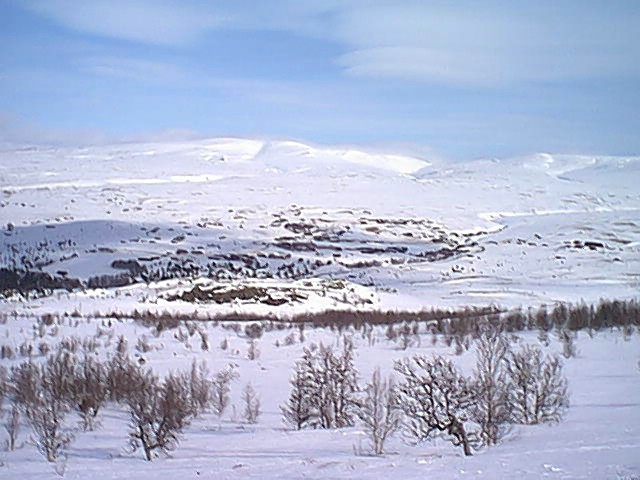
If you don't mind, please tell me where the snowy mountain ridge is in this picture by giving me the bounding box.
[1,137,638,314]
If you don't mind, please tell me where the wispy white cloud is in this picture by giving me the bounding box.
[339,46,507,87]
[74,54,356,109]
[78,56,187,85]
[21,0,227,46]
[334,2,640,86]
[18,0,345,46]
[20,0,640,86]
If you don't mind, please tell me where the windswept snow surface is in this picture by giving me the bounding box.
[0,139,639,479]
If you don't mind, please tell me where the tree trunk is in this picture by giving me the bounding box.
[449,418,473,456]
[462,436,472,456]
[143,443,152,461]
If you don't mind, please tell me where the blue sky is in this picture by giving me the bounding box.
[1,0,639,159]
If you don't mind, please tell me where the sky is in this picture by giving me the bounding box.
[1,0,639,160]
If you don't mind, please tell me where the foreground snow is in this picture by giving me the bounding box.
[0,318,638,480]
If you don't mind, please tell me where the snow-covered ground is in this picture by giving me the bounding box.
[1,138,639,478]
[1,139,639,315]
[0,316,638,480]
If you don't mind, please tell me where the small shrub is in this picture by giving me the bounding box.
[211,365,238,417]
[247,340,260,360]
[241,383,261,424]
[5,403,20,451]
[356,367,401,455]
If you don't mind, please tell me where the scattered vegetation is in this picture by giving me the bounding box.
[88,298,640,339]
[0,296,634,467]
[395,355,476,456]
[356,367,402,455]
[282,325,570,457]
[282,339,359,430]
[241,383,261,424]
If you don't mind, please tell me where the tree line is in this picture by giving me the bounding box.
[89,298,640,336]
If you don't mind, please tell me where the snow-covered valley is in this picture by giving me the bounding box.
[2,139,639,313]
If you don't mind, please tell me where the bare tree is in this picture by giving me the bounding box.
[312,342,359,429]
[106,352,138,403]
[211,365,238,418]
[247,340,260,360]
[199,330,209,351]
[115,334,128,355]
[0,366,7,411]
[186,360,212,416]
[471,330,511,446]
[43,351,75,403]
[282,341,359,430]
[126,369,192,461]
[397,323,414,350]
[244,323,264,340]
[558,329,577,358]
[20,354,75,462]
[329,339,359,428]
[385,325,397,342]
[241,383,261,424]
[281,360,315,430]
[395,355,476,456]
[453,335,465,356]
[24,396,73,462]
[535,355,570,423]
[356,367,402,455]
[5,403,20,451]
[505,344,569,425]
[283,333,296,346]
[71,356,107,431]
[10,361,41,406]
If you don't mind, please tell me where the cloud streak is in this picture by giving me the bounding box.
[17,1,640,86]
[22,0,227,46]
[335,2,640,86]
[18,1,640,86]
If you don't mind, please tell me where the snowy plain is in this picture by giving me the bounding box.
[0,138,639,479]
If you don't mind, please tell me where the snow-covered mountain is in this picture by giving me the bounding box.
[1,138,639,315]
[1,139,639,480]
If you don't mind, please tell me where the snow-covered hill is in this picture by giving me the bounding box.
[1,138,639,315]
[1,138,639,479]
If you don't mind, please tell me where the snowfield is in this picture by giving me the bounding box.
[1,139,639,313]
[0,318,638,480]
[0,138,639,479]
